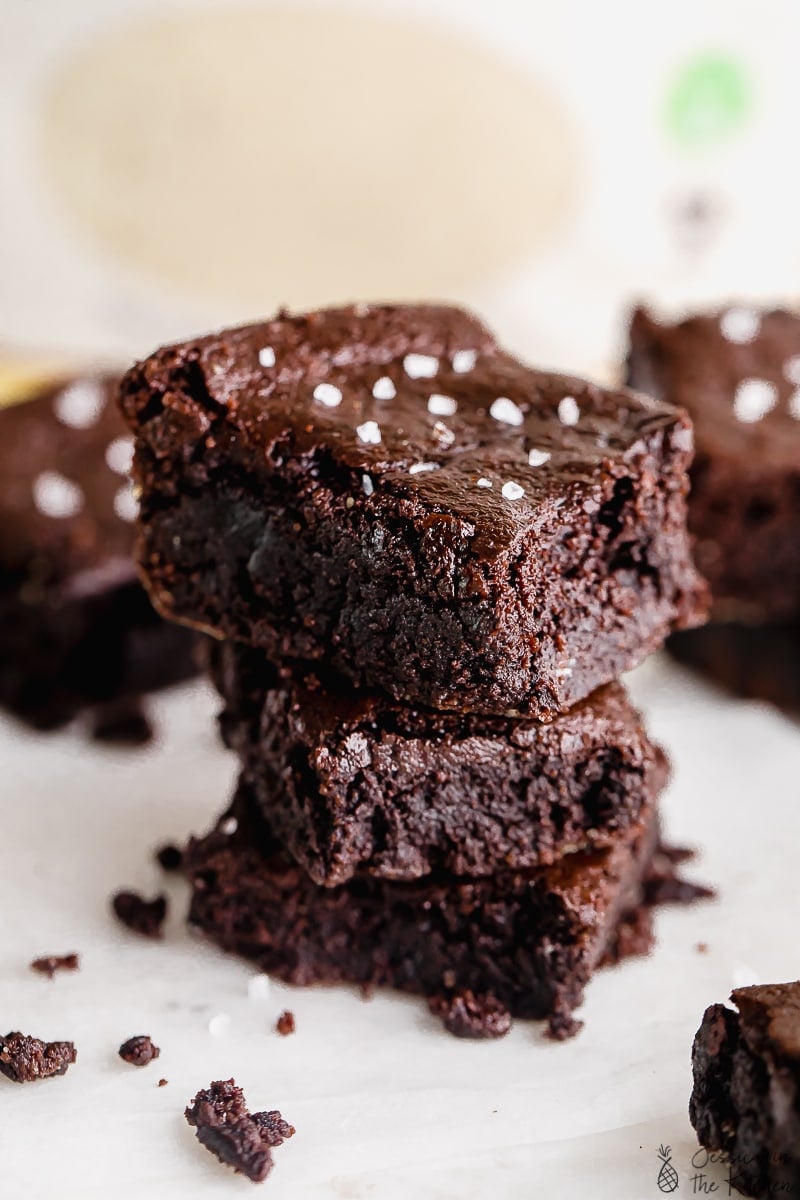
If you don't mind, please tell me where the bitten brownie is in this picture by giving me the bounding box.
[186,782,662,1038]
[119,303,706,718]
[0,374,199,730]
[690,983,800,1197]
[211,640,668,886]
[627,305,800,621]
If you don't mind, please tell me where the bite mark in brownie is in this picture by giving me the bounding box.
[30,952,80,978]
[0,373,200,732]
[0,1032,77,1083]
[184,782,664,1038]
[185,1078,295,1183]
[627,305,800,622]
[120,303,706,718]
[428,990,512,1039]
[119,1035,160,1066]
[690,983,800,1197]
[111,890,167,938]
[212,641,668,886]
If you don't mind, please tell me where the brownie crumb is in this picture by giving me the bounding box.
[546,1008,584,1041]
[601,907,655,967]
[30,953,80,979]
[185,1078,294,1183]
[643,847,716,907]
[91,698,154,746]
[155,842,184,872]
[158,1077,168,1087]
[275,1011,295,1037]
[0,1032,77,1083]
[428,990,512,1040]
[119,1035,160,1066]
[112,890,167,938]
[696,942,709,954]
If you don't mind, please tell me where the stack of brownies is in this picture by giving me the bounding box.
[119,303,707,1038]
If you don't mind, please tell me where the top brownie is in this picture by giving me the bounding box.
[120,304,705,717]
[627,305,800,622]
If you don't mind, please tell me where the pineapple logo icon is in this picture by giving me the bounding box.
[656,1145,679,1193]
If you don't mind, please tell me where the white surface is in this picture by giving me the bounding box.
[1,658,799,1198]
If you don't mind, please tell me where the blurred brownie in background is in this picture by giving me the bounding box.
[0,372,199,734]
[627,304,800,708]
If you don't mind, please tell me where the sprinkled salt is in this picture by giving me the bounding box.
[105,436,134,475]
[208,1013,231,1037]
[313,382,342,408]
[248,974,271,1002]
[558,396,580,426]
[372,376,396,401]
[720,308,761,344]
[220,816,239,835]
[53,379,105,429]
[427,394,457,417]
[345,496,355,509]
[784,356,800,386]
[33,472,83,519]
[258,346,276,368]
[452,349,477,374]
[789,389,800,420]
[490,396,524,427]
[113,485,138,522]
[362,473,374,496]
[431,421,455,446]
[528,448,551,467]
[403,353,438,379]
[501,481,525,501]
[356,420,381,445]
[409,462,439,474]
[733,378,778,423]
[476,477,493,489]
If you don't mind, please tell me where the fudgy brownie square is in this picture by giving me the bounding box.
[120,303,706,718]
[627,304,800,622]
[186,781,663,1038]
[690,983,800,1197]
[0,374,198,729]
[669,620,800,711]
[211,640,668,886]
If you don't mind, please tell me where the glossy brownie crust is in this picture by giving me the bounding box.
[0,377,197,729]
[627,305,800,621]
[690,984,800,1197]
[211,640,668,886]
[187,784,661,1036]
[669,620,800,711]
[120,303,705,718]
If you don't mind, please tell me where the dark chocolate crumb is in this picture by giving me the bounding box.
[275,1011,295,1037]
[696,942,709,954]
[119,1035,160,1066]
[185,1078,294,1183]
[0,1032,77,1083]
[91,698,154,746]
[30,953,80,979]
[546,1008,584,1041]
[428,990,512,1039]
[112,890,167,938]
[158,1078,168,1087]
[155,843,184,872]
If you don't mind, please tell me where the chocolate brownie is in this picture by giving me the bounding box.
[211,640,668,886]
[669,620,800,711]
[627,305,800,621]
[118,1035,160,1066]
[185,1079,295,1183]
[690,983,800,1197]
[186,781,663,1038]
[0,373,198,730]
[120,303,706,718]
